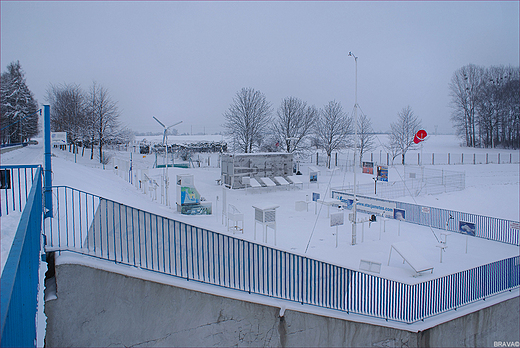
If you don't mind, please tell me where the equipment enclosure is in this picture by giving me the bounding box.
[221,153,293,189]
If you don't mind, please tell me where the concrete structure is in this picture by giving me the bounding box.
[45,258,519,347]
[221,153,293,189]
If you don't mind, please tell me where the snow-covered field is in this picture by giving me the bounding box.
[1,134,519,344]
[2,134,518,279]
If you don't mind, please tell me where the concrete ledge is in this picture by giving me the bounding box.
[45,253,519,347]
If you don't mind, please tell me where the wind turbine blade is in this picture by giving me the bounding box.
[166,120,182,131]
[153,116,166,128]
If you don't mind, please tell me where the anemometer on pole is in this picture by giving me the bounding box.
[153,116,182,207]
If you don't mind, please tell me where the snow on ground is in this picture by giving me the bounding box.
[1,135,518,345]
[2,136,517,284]
[1,210,21,272]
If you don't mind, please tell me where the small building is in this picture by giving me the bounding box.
[221,153,293,189]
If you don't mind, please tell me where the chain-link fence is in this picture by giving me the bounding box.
[332,166,465,200]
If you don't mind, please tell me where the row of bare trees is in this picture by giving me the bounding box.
[450,64,519,149]
[223,87,380,168]
[46,82,133,163]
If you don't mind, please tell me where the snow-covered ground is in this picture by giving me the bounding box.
[2,135,518,280]
[1,134,519,344]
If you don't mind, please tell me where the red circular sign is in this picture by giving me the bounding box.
[416,129,427,141]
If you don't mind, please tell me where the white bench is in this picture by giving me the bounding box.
[287,175,303,189]
[249,177,262,188]
[273,176,290,188]
[388,241,434,276]
[359,260,382,274]
[259,177,277,187]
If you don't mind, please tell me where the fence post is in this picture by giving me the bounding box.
[418,153,420,165]
[461,153,463,164]
[387,153,389,166]
[473,153,476,165]
[316,153,318,165]
[498,153,500,164]
[486,153,488,164]
[43,105,53,218]
[335,153,338,167]
[510,153,512,164]
[448,153,450,165]
[432,153,434,165]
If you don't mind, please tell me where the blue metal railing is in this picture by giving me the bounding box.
[0,165,40,217]
[1,165,42,347]
[331,190,520,246]
[45,186,519,324]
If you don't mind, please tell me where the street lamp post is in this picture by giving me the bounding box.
[348,51,358,245]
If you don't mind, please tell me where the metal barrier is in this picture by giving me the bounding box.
[1,165,40,217]
[395,201,519,246]
[331,190,519,246]
[1,166,42,347]
[45,186,519,324]
[302,151,520,167]
[333,167,465,200]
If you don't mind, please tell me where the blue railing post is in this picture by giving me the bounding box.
[1,166,42,347]
[44,105,53,218]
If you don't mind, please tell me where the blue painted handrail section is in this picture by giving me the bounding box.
[45,186,519,325]
[0,165,39,217]
[1,165,42,347]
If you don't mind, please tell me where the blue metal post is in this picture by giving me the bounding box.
[44,105,53,218]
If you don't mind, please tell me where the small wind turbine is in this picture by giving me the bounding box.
[153,116,182,206]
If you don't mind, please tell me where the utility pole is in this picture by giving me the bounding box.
[348,51,358,245]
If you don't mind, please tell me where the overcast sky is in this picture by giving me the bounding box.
[1,1,518,136]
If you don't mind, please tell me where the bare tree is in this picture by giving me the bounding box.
[86,82,120,162]
[389,106,421,165]
[449,64,485,147]
[223,87,272,153]
[450,64,519,149]
[46,83,86,152]
[272,97,317,154]
[476,65,519,148]
[315,100,352,168]
[357,113,375,166]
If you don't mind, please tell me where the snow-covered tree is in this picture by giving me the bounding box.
[314,100,352,168]
[1,61,39,144]
[389,106,422,165]
[223,87,272,153]
[272,97,317,154]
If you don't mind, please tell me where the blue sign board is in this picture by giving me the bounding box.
[312,192,320,202]
[377,165,388,182]
[394,208,406,221]
[459,221,476,236]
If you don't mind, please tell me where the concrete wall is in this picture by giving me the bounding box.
[45,262,519,347]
